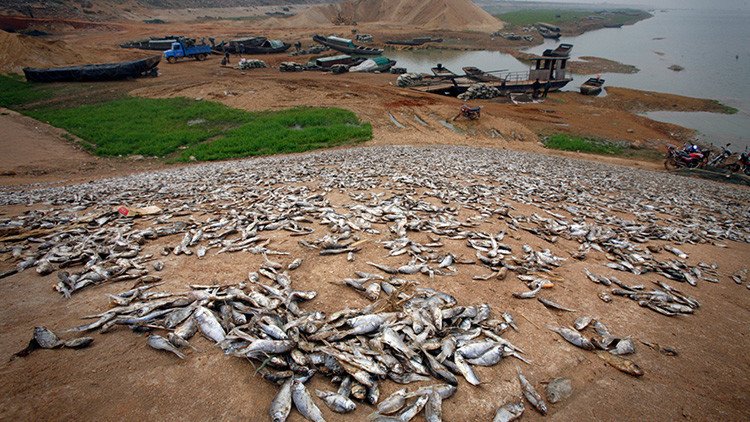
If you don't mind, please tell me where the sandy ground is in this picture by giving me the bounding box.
[0,146,748,422]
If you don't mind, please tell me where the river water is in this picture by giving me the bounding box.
[386,9,750,150]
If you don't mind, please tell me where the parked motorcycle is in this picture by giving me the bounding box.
[664,144,710,170]
[706,143,733,168]
[725,147,750,175]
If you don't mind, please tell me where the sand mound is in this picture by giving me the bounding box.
[280,0,502,32]
[0,30,91,73]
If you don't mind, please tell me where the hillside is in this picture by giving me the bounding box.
[286,0,503,32]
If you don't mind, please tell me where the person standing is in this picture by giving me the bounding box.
[542,80,552,98]
[532,79,541,99]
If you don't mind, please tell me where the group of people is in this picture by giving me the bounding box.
[531,78,553,99]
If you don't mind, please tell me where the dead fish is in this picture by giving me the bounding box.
[288,258,303,270]
[397,394,429,421]
[63,337,94,349]
[574,316,593,331]
[377,388,408,414]
[194,306,226,343]
[548,326,594,350]
[147,334,185,359]
[315,390,356,413]
[493,401,524,422]
[538,297,577,312]
[598,292,612,303]
[270,377,293,422]
[14,326,63,357]
[424,390,442,422]
[596,350,644,377]
[517,368,547,415]
[665,246,688,259]
[454,352,481,385]
[292,380,327,422]
[512,284,542,299]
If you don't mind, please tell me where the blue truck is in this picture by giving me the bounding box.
[163,40,212,63]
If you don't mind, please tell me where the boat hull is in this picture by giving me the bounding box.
[312,35,383,56]
[23,55,161,83]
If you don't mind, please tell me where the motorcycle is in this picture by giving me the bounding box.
[725,147,750,175]
[458,104,481,120]
[706,143,733,168]
[664,144,710,170]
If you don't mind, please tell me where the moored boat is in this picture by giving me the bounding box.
[385,37,443,46]
[538,28,561,39]
[312,35,383,56]
[23,55,161,82]
[579,77,605,95]
[215,37,291,54]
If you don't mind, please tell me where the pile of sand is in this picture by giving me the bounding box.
[0,30,90,73]
[277,0,503,32]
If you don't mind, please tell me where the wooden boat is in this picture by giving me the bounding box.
[603,23,624,28]
[120,37,181,51]
[312,35,383,56]
[462,66,503,82]
[579,77,605,95]
[385,37,443,46]
[350,56,397,72]
[23,55,161,82]
[406,46,574,97]
[215,37,291,54]
[538,28,561,39]
[309,54,365,68]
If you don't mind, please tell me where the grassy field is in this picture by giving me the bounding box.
[496,8,650,28]
[180,108,372,161]
[543,134,663,160]
[1,75,372,161]
[0,74,53,108]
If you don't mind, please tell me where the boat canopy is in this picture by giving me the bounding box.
[267,40,286,49]
[371,56,391,66]
[328,36,355,47]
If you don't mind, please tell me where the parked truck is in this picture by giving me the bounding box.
[163,39,212,63]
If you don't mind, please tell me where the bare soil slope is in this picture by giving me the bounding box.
[284,0,503,32]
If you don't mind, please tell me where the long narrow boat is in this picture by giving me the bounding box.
[214,37,291,54]
[23,55,161,82]
[312,35,383,56]
[120,37,179,51]
[385,37,443,46]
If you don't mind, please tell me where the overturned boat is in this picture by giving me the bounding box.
[406,44,574,97]
[312,34,383,55]
[214,37,290,54]
[23,55,161,83]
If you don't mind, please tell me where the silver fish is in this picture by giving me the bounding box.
[194,306,226,343]
[270,377,293,422]
[147,334,185,359]
[292,380,327,422]
[493,401,524,422]
[517,369,547,415]
[315,390,356,413]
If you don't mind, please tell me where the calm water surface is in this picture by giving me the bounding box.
[387,9,750,149]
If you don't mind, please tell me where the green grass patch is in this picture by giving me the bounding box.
[543,134,625,155]
[543,134,663,161]
[25,96,371,160]
[495,8,650,28]
[179,107,372,162]
[0,74,54,108]
[495,9,593,27]
[28,97,249,156]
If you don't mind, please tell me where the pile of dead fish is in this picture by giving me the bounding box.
[396,73,425,88]
[64,266,526,421]
[279,62,305,72]
[457,83,503,101]
[1,145,749,298]
[238,59,268,70]
[549,316,643,377]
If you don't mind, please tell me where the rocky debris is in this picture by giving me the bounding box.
[458,83,503,100]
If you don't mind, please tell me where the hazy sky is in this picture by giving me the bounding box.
[509,0,750,10]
